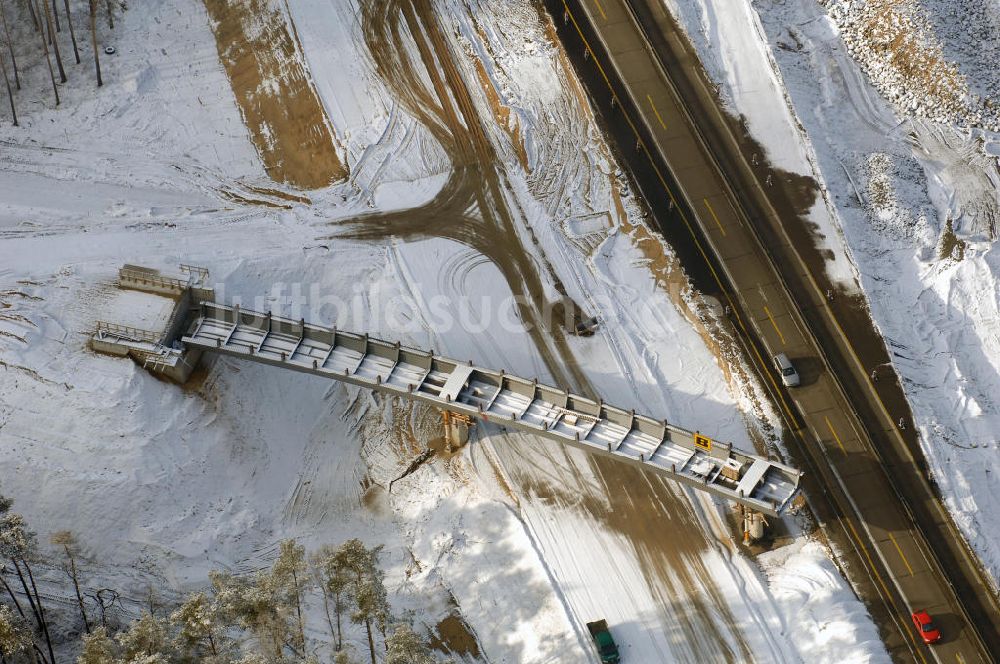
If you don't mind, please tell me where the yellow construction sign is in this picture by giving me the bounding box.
[694,433,712,452]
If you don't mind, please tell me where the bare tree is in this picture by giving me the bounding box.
[93,588,120,629]
[42,0,65,83]
[104,0,110,29]
[31,0,59,104]
[88,0,100,86]
[25,0,39,32]
[61,0,78,63]
[0,0,18,89]
[22,562,54,664]
[0,48,16,125]
[51,531,89,632]
[48,0,57,31]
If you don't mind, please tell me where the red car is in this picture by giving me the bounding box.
[911,609,941,644]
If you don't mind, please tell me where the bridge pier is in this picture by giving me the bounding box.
[741,506,769,545]
[441,410,472,451]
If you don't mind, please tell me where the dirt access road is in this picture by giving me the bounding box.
[205,0,347,189]
[546,0,1000,660]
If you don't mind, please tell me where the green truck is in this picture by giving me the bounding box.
[586,619,621,663]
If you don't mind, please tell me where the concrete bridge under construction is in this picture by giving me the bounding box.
[92,265,802,519]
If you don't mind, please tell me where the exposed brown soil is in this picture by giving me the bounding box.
[218,188,292,210]
[429,614,482,658]
[466,24,530,172]
[244,183,312,205]
[203,0,347,190]
[179,362,214,394]
[938,218,966,261]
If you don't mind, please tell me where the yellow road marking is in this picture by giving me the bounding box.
[763,305,785,345]
[560,1,799,428]
[888,531,915,576]
[647,94,667,130]
[824,416,847,455]
[845,520,929,663]
[702,197,727,237]
[591,0,607,20]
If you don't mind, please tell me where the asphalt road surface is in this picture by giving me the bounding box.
[545,0,1000,661]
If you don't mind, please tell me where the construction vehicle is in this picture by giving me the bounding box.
[586,619,621,663]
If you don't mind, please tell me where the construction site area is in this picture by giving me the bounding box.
[1,0,999,662]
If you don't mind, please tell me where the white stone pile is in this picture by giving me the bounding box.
[822,0,1000,133]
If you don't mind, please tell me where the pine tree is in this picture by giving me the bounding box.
[120,654,170,664]
[353,576,389,652]
[169,592,222,659]
[209,570,291,661]
[25,0,38,32]
[52,530,89,632]
[116,612,171,660]
[0,46,18,126]
[61,0,79,63]
[0,604,35,662]
[333,651,355,664]
[76,626,115,664]
[333,540,389,664]
[312,545,351,651]
[271,540,308,653]
[232,654,270,664]
[30,0,59,104]
[384,623,434,664]
[0,509,54,664]
[42,0,65,83]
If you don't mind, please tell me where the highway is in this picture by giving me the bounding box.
[544,0,1000,661]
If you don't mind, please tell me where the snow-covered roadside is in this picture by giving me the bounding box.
[1,0,892,662]
[759,539,888,664]
[660,0,1000,588]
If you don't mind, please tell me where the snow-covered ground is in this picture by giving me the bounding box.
[0,0,890,661]
[661,0,1000,590]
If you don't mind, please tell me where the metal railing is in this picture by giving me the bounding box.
[118,265,209,293]
[94,321,161,343]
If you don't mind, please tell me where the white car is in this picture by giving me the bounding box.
[773,353,800,387]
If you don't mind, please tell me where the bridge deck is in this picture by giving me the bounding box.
[182,301,801,516]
